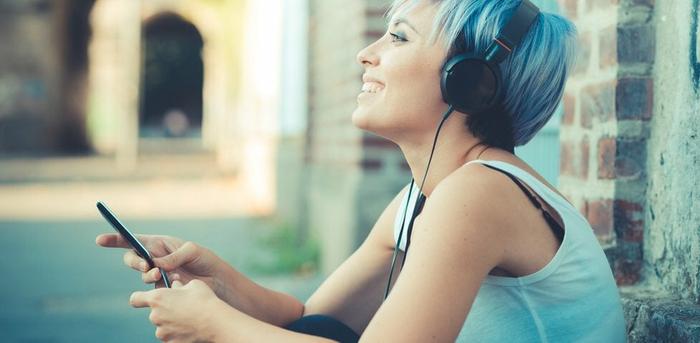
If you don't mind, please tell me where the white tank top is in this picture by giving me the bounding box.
[393,160,627,343]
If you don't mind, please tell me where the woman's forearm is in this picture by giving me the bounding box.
[212,260,306,327]
[211,299,335,343]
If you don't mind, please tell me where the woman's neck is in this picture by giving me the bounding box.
[397,113,491,197]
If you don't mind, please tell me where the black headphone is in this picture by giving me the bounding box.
[440,0,540,115]
[384,0,540,300]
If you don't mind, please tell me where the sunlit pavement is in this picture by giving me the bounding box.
[0,156,323,342]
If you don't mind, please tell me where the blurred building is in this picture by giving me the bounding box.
[0,0,287,211]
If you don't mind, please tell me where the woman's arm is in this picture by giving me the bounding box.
[359,165,510,341]
[210,260,306,327]
[301,185,410,334]
[205,185,408,330]
[212,301,337,342]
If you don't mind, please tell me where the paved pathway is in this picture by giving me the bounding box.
[0,155,324,342]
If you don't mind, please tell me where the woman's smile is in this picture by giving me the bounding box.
[357,74,386,102]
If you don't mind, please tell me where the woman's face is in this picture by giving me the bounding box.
[352,1,449,141]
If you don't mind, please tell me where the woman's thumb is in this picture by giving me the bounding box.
[154,241,199,271]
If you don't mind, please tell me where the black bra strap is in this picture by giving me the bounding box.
[482,164,565,243]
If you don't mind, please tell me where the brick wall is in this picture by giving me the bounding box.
[558,0,654,285]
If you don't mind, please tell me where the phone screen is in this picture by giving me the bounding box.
[97,201,171,288]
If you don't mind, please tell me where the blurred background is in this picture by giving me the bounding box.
[1,0,698,342]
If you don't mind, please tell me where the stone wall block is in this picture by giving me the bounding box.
[614,241,643,285]
[618,24,655,64]
[616,77,653,120]
[615,138,646,180]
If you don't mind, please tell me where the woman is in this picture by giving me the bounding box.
[96,0,627,341]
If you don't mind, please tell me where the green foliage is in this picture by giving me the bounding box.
[251,221,320,276]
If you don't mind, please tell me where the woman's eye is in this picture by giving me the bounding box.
[389,32,407,43]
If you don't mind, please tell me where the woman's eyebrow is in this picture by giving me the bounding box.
[392,17,421,36]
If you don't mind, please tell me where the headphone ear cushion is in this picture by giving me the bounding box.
[441,54,501,114]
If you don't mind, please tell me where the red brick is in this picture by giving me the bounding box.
[362,134,397,149]
[587,0,619,11]
[560,140,575,176]
[614,200,644,242]
[573,31,591,75]
[616,77,653,120]
[560,138,589,179]
[578,200,588,218]
[581,80,615,127]
[364,30,384,40]
[597,137,616,179]
[587,199,613,238]
[580,135,590,178]
[559,0,578,20]
[562,93,576,126]
[614,258,642,285]
[364,7,388,18]
[361,158,383,170]
[600,25,617,68]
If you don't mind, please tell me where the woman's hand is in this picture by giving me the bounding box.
[97,232,309,331]
[96,233,224,293]
[130,279,231,342]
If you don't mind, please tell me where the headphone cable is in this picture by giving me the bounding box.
[384,104,454,299]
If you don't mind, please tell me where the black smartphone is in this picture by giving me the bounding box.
[96,201,171,288]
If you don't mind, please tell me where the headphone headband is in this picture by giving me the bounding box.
[485,0,540,64]
[441,0,540,115]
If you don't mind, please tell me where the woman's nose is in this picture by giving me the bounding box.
[356,43,379,67]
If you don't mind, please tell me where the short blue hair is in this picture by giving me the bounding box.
[387,0,577,147]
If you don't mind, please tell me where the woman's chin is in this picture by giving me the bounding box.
[351,108,372,131]
[352,108,397,139]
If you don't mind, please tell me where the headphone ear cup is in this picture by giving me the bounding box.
[441,54,501,114]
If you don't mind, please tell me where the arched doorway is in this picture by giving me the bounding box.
[139,13,204,142]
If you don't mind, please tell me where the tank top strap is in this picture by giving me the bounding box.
[393,181,422,252]
[464,159,578,216]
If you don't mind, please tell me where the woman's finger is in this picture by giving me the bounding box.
[141,268,162,284]
[129,291,151,308]
[96,233,151,249]
[95,233,132,248]
[153,241,199,271]
[124,250,149,272]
